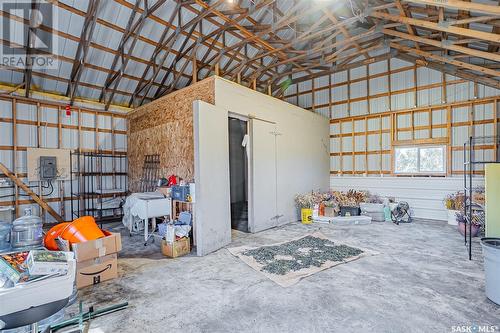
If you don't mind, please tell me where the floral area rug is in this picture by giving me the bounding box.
[227,232,376,287]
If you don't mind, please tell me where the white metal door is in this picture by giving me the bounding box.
[193,101,231,256]
[249,118,278,233]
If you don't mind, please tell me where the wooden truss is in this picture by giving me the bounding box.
[1,0,499,107]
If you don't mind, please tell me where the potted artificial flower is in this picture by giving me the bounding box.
[323,199,338,217]
[294,193,314,224]
[443,192,463,226]
[456,211,484,237]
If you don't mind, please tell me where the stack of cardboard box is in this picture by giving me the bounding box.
[71,231,122,288]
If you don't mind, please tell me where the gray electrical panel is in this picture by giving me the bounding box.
[40,156,57,180]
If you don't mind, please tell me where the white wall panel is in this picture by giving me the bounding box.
[350,66,367,80]
[391,92,415,110]
[98,115,112,129]
[351,81,367,98]
[330,138,341,153]
[332,71,347,84]
[16,103,37,121]
[314,89,329,105]
[369,76,388,95]
[62,129,79,149]
[0,100,12,117]
[0,123,13,145]
[332,84,348,100]
[391,70,414,90]
[390,58,412,70]
[17,124,37,147]
[332,103,349,119]
[330,176,484,220]
[314,76,329,88]
[418,87,442,107]
[298,92,312,109]
[350,100,368,116]
[369,61,388,75]
[315,106,330,118]
[81,112,96,127]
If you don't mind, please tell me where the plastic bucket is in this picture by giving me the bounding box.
[481,238,500,305]
[44,222,70,250]
[301,209,313,224]
[447,210,459,226]
[60,216,105,244]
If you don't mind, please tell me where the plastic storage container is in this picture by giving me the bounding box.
[360,203,385,222]
[10,209,43,249]
[340,206,360,217]
[481,238,500,305]
[0,222,11,251]
[172,185,190,202]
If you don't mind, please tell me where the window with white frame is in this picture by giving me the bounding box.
[394,145,446,174]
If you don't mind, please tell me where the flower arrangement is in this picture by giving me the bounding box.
[443,191,464,211]
[294,191,335,209]
[455,210,485,227]
[332,190,368,207]
[295,190,381,215]
[294,193,315,209]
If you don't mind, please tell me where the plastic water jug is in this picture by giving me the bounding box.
[0,221,11,251]
[11,208,43,249]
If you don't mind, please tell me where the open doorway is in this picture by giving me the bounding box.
[228,117,248,232]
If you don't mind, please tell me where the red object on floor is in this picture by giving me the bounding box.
[167,175,177,186]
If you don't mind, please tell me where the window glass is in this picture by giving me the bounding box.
[395,145,445,174]
[395,147,418,173]
[420,147,445,172]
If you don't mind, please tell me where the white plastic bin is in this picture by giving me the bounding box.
[481,238,500,305]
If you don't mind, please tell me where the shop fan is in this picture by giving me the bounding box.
[391,201,411,225]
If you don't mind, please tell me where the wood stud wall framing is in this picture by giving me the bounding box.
[330,96,500,176]
[282,36,500,177]
[0,95,127,222]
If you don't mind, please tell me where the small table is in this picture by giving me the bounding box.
[130,193,172,245]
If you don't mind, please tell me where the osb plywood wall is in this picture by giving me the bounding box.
[127,77,215,192]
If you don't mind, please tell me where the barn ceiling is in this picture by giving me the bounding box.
[0,0,499,109]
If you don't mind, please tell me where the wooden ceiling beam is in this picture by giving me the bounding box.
[402,0,500,15]
[193,0,288,59]
[397,53,500,90]
[390,42,500,78]
[371,11,500,43]
[269,38,386,86]
[382,28,500,62]
[271,51,395,92]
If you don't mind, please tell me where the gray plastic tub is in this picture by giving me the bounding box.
[481,238,500,305]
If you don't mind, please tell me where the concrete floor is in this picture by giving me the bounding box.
[69,219,499,333]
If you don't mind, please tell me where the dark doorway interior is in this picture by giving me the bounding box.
[228,117,248,232]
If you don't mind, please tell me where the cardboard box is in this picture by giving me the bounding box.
[161,237,190,258]
[76,253,117,289]
[71,231,122,262]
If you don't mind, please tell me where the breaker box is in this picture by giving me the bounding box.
[40,156,57,180]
